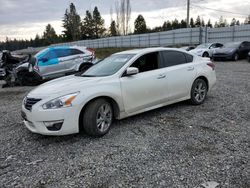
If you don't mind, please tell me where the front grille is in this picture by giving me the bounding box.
[25,98,41,111]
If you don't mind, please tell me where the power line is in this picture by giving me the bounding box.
[191,4,249,16]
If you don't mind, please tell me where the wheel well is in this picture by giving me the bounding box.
[203,51,209,56]
[196,76,209,91]
[79,63,93,71]
[78,96,120,132]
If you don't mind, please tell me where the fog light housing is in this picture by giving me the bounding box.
[44,120,64,131]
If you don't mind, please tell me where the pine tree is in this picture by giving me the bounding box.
[172,19,179,29]
[110,20,118,36]
[207,19,213,28]
[195,16,201,27]
[82,10,94,39]
[190,18,195,28]
[162,21,172,31]
[43,24,58,45]
[230,18,237,26]
[92,7,106,38]
[201,19,205,27]
[62,3,82,41]
[134,15,147,34]
[180,20,187,28]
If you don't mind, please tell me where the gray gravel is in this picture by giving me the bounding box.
[0,60,249,188]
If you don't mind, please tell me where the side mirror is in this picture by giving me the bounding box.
[125,67,139,76]
[40,57,48,63]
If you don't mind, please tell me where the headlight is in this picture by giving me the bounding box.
[42,92,79,110]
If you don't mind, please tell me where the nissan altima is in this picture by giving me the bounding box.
[21,48,216,137]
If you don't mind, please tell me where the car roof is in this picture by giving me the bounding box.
[115,47,187,55]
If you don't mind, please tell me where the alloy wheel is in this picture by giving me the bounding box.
[96,103,112,133]
[194,81,207,103]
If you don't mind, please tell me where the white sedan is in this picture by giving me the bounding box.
[190,43,223,57]
[21,48,216,136]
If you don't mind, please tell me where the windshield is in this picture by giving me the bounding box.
[35,48,49,58]
[81,54,135,77]
[196,43,211,49]
[223,42,240,48]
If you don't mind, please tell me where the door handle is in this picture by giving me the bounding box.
[187,67,194,71]
[157,74,166,79]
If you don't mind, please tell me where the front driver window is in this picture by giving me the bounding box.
[130,52,159,73]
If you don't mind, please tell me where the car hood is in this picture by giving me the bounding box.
[28,75,103,97]
[190,48,206,53]
[214,48,236,54]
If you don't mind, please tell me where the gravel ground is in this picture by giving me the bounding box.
[0,60,249,188]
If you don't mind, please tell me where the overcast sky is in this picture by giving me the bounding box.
[0,0,249,41]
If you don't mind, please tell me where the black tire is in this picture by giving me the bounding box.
[17,71,41,86]
[233,53,239,61]
[202,52,209,58]
[82,98,113,137]
[79,64,92,73]
[190,79,208,105]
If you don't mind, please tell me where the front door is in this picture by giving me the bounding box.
[120,52,168,114]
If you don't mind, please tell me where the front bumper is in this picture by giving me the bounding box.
[21,103,80,136]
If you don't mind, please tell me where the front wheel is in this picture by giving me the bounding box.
[82,99,113,137]
[190,79,208,105]
[233,53,239,61]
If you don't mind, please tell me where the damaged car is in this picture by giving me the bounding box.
[16,46,96,85]
[0,50,29,86]
[1,46,96,87]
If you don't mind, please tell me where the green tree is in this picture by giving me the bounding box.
[207,19,213,28]
[195,16,201,27]
[134,15,147,34]
[92,7,106,38]
[190,18,195,28]
[110,20,118,36]
[230,18,237,26]
[82,10,94,39]
[244,15,250,24]
[43,24,58,45]
[162,21,172,31]
[62,3,82,41]
[180,19,187,28]
[172,19,179,29]
[201,19,205,27]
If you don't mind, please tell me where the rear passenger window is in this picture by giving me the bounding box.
[54,49,71,58]
[160,51,187,67]
[70,49,84,55]
[185,53,193,63]
[130,52,159,73]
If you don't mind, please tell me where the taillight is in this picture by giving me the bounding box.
[207,62,215,70]
[86,48,95,55]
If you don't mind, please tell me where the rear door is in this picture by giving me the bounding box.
[159,51,197,100]
[64,49,85,72]
[120,52,168,114]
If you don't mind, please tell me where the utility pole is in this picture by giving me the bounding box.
[187,0,190,28]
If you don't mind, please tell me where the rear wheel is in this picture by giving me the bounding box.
[233,53,239,61]
[202,52,209,58]
[82,99,113,137]
[190,79,208,105]
[17,71,41,86]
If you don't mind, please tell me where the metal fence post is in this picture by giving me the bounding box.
[232,26,235,42]
[199,27,202,44]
